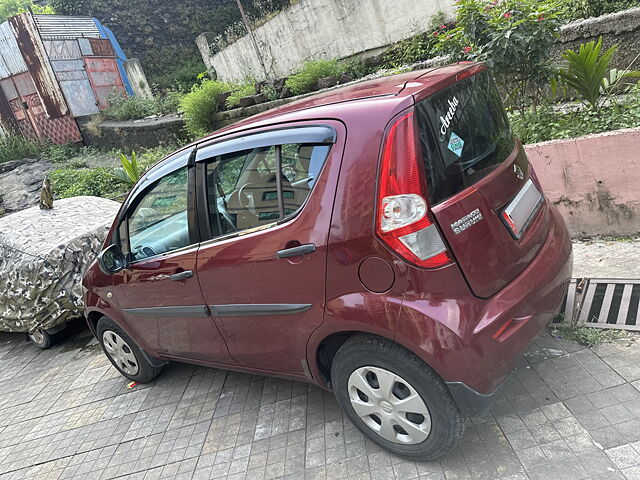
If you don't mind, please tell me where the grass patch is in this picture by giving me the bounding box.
[549,324,630,347]
[103,92,182,121]
[49,145,178,201]
[0,133,41,163]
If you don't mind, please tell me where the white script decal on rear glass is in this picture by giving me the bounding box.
[440,96,459,136]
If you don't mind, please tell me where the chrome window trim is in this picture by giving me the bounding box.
[195,125,337,162]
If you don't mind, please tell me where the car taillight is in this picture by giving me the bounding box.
[376,112,452,268]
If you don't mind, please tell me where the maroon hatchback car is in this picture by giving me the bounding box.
[83,62,572,459]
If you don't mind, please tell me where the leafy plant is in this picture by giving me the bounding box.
[0,0,52,22]
[226,83,257,109]
[261,83,280,101]
[179,79,231,137]
[285,60,344,96]
[556,37,617,110]
[434,0,561,113]
[109,151,143,186]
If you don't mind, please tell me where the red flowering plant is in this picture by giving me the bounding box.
[434,0,561,113]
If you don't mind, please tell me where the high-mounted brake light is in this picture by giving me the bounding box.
[376,112,452,268]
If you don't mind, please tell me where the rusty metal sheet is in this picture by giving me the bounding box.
[50,58,99,117]
[13,71,37,96]
[85,56,124,110]
[9,13,68,118]
[0,21,27,79]
[87,38,113,57]
[43,39,81,60]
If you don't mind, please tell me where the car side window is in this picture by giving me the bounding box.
[127,167,190,261]
[205,143,330,239]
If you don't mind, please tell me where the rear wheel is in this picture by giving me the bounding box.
[331,335,465,460]
[97,317,163,383]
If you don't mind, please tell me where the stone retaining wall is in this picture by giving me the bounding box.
[555,7,640,70]
[78,114,189,151]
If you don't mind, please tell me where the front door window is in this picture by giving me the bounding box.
[127,167,190,261]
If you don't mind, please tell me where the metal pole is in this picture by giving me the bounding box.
[235,0,270,81]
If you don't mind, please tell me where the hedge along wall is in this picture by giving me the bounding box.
[198,0,455,82]
[555,7,640,70]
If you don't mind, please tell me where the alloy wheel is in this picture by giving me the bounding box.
[347,366,431,444]
[28,329,45,345]
[102,330,139,375]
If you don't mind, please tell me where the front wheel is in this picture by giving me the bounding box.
[97,317,163,383]
[331,335,465,460]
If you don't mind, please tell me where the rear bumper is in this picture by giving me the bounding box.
[455,204,573,398]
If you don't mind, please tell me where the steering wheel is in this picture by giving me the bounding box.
[237,182,256,210]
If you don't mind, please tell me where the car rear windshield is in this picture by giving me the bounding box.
[414,69,515,205]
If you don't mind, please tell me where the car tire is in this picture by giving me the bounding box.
[28,328,54,349]
[331,335,465,460]
[97,317,163,383]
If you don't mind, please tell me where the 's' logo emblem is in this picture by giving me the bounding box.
[514,164,524,180]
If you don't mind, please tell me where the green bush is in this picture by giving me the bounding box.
[103,92,182,121]
[50,167,124,199]
[285,60,344,96]
[226,83,257,109]
[509,88,640,143]
[179,79,230,137]
[0,132,40,163]
[435,0,561,113]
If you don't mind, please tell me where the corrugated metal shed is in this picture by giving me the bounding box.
[0,22,27,78]
[33,15,101,40]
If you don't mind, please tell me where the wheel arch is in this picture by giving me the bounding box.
[310,329,448,390]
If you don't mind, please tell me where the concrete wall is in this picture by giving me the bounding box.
[525,127,640,237]
[204,0,455,82]
[124,58,153,99]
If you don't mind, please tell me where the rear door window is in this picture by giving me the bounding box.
[204,143,331,239]
[415,70,515,205]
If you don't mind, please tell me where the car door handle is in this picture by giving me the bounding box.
[169,270,193,281]
[276,243,316,259]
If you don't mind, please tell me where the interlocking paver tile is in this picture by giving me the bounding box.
[1,327,640,479]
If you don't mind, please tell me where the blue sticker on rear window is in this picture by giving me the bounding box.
[447,132,464,157]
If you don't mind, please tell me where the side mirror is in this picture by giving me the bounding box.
[97,244,126,274]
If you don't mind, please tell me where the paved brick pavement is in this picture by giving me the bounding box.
[1,328,640,480]
[573,239,640,279]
